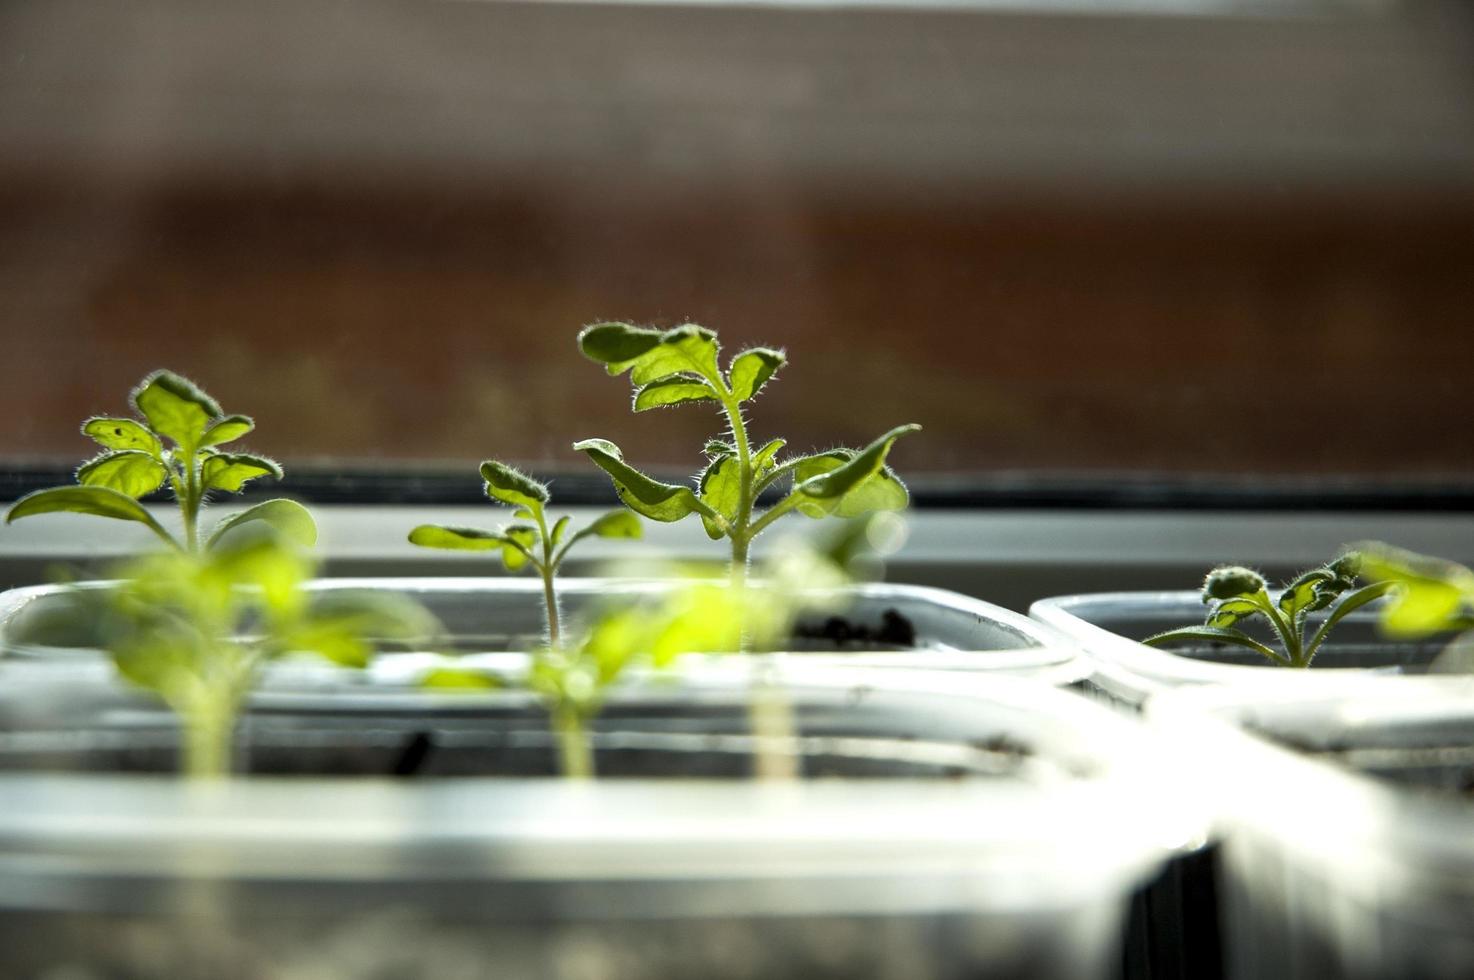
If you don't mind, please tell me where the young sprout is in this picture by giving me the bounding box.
[422,577,748,779]
[96,529,438,778]
[4,370,315,554]
[1142,554,1394,668]
[574,323,919,589]
[1354,542,1474,639]
[575,322,917,778]
[407,460,641,648]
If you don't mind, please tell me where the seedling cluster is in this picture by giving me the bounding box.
[3,325,924,782]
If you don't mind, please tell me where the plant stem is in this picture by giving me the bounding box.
[719,388,797,779]
[533,510,562,649]
[541,566,562,651]
[181,446,201,554]
[553,706,593,779]
[182,696,234,780]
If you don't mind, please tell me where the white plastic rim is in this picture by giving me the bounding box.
[1147,677,1474,909]
[0,668,1197,921]
[0,577,1092,688]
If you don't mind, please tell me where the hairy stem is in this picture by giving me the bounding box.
[181,446,201,554]
[533,510,561,649]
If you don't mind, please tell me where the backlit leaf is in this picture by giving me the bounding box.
[573,438,704,523]
[202,452,282,493]
[202,414,255,447]
[1279,569,1335,618]
[408,525,505,551]
[480,459,549,513]
[633,377,718,412]
[1206,596,1260,629]
[550,515,570,547]
[753,438,785,476]
[698,455,741,540]
[728,347,786,401]
[1141,625,1288,665]
[585,509,642,539]
[501,524,539,571]
[578,322,721,387]
[703,439,736,460]
[77,450,169,499]
[205,498,318,550]
[421,668,504,691]
[82,417,160,455]
[796,424,920,502]
[131,370,221,447]
[5,486,173,541]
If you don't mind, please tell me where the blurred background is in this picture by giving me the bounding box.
[2,0,1473,501]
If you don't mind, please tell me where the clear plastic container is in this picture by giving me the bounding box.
[0,577,1091,689]
[1149,678,1474,980]
[0,666,1191,980]
[1030,591,1449,707]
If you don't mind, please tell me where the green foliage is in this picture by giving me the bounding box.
[575,322,919,579]
[409,458,642,647]
[1355,542,1474,639]
[1142,554,1393,668]
[95,529,439,778]
[5,370,313,554]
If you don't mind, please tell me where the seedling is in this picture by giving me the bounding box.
[574,322,919,588]
[95,529,438,778]
[1355,542,1474,638]
[1142,555,1393,667]
[4,370,315,553]
[408,459,641,648]
[576,322,917,778]
[425,572,785,779]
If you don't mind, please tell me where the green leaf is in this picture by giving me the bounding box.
[5,486,174,542]
[82,417,160,455]
[728,347,786,401]
[480,460,549,513]
[557,510,643,564]
[698,455,741,540]
[703,439,736,460]
[831,466,910,519]
[578,322,664,365]
[501,525,539,571]
[201,452,283,493]
[1304,581,1397,660]
[633,377,719,412]
[201,414,255,447]
[573,438,706,524]
[131,370,221,447]
[753,438,785,476]
[1279,569,1336,618]
[578,322,721,387]
[1380,579,1466,639]
[205,499,318,550]
[408,525,506,551]
[584,509,642,539]
[421,668,504,691]
[550,515,570,547]
[795,424,920,503]
[1141,625,1288,665]
[1206,596,1261,629]
[76,450,169,499]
